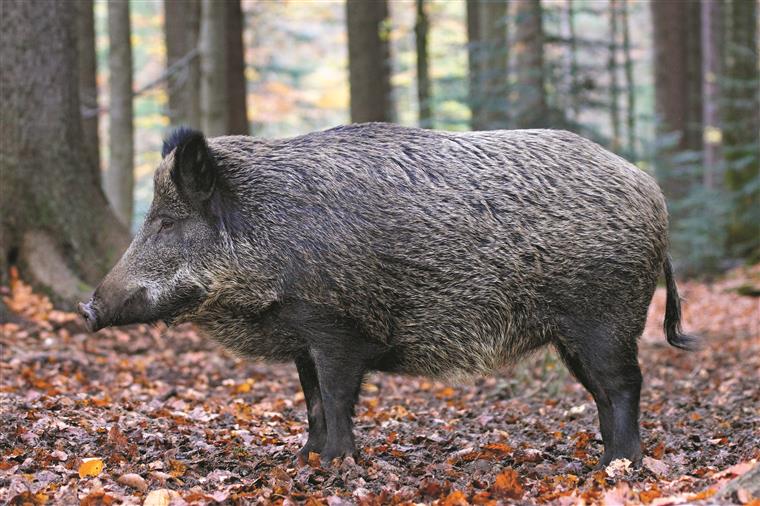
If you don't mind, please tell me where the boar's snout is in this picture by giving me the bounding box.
[78,283,152,332]
[77,299,101,332]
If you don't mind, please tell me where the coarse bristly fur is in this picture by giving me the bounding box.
[83,122,697,467]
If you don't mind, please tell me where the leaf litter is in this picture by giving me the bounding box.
[1,266,758,504]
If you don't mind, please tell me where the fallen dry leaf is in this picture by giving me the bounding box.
[605,458,632,478]
[714,461,756,479]
[491,468,524,499]
[143,489,182,506]
[643,456,669,476]
[78,457,104,478]
[118,473,148,492]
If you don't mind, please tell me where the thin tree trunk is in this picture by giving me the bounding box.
[415,0,432,128]
[651,0,702,200]
[564,0,579,122]
[200,0,228,136]
[76,0,100,179]
[480,0,509,130]
[685,1,703,153]
[1,0,129,308]
[513,0,547,128]
[701,0,721,189]
[346,0,393,123]
[621,0,636,158]
[651,0,702,153]
[466,0,482,130]
[467,0,509,130]
[226,0,249,135]
[608,0,621,151]
[106,0,134,228]
[164,0,201,129]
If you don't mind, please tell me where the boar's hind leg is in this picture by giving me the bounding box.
[295,354,327,463]
[555,343,614,451]
[555,330,643,467]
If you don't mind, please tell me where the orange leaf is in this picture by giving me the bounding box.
[482,443,513,455]
[78,457,104,478]
[491,468,524,499]
[169,459,187,478]
[442,490,469,506]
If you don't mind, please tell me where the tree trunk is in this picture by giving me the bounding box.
[164,0,201,129]
[685,2,703,153]
[76,0,100,178]
[481,0,509,130]
[621,0,636,158]
[564,0,579,122]
[701,0,721,190]
[346,0,393,123]
[651,0,702,199]
[415,0,432,128]
[466,0,482,129]
[200,0,228,136]
[608,0,621,151]
[513,0,547,128]
[467,0,509,131]
[226,0,249,135]
[106,0,135,228]
[0,0,130,309]
[723,0,760,257]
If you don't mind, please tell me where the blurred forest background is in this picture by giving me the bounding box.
[1,0,759,309]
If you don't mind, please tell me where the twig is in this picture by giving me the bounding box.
[81,47,199,118]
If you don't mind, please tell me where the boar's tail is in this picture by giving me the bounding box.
[663,256,700,350]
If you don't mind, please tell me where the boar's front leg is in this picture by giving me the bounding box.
[309,345,367,466]
[295,354,327,463]
[291,302,384,466]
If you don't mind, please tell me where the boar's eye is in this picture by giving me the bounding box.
[158,218,175,234]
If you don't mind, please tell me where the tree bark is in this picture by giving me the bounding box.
[685,2,703,153]
[76,0,100,178]
[608,0,621,151]
[226,0,249,135]
[513,0,547,128]
[346,0,393,123]
[164,0,201,129]
[482,0,509,130]
[701,0,721,190]
[564,0,579,122]
[651,0,702,199]
[723,0,760,257]
[621,0,636,158]
[200,0,228,136]
[0,0,130,308]
[106,0,135,228]
[467,0,509,131]
[415,0,432,128]
[466,0,482,129]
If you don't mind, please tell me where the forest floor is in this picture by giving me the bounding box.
[1,266,758,505]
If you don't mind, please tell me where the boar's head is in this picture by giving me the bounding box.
[78,128,232,332]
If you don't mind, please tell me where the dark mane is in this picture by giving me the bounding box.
[162,126,201,158]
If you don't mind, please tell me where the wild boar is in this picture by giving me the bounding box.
[79,123,696,467]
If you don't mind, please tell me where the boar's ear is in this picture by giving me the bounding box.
[168,129,216,206]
